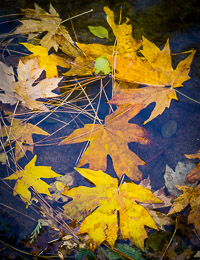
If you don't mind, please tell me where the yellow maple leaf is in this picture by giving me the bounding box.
[21,43,70,78]
[59,106,150,181]
[109,85,177,124]
[4,155,61,205]
[110,37,195,87]
[0,119,49,161]
[104,6,142,59]
[168,184,200,237]
[109,39,195,124]
[13,3,77,53]
[63,168,162,250]
[63,5,142,77]
[62,43,114,77]
[63,55,95,77]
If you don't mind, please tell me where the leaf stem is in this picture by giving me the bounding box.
[60,9,93,24]
[175,88,200,104]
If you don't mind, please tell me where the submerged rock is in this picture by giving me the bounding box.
[161,120,177,138]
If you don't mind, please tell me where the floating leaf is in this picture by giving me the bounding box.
[164,161,196,196]
[4,155,61,205]
[88,25,109,39]
[21,43,70,78]
[94,56,111,75]
[63,168,162,250]
[0,118,49,161]
[59,106,150,181]
[13,3,75,52]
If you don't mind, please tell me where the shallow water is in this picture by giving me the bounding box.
[0,0,200,258]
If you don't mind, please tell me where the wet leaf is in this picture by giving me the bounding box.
[0,153,8,165]
[4,155,61,205]
[111,37,195,88]
[0,62,19,105]
[64,5,142,77]
[13,58,61,111]
[0,118,49,161]
[88,25,109,39]
[63,168,162,250]
[106,243,145,260]
[104,6,142,58]
[109,85,177,124]
[94,56,111,75]
[13,3,75,51]
[76,249,96,260]
[185,150,200,183]
[21,43,70,78]
[168,184,200,237]
[59,106,150,181]
[108,37,195,124]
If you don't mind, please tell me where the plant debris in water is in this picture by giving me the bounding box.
[0,3,199,260]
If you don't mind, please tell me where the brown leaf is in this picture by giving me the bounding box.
[0,118,49,161]
[185,150,200,183]
[168,184,200,237]
[13,3,76,52]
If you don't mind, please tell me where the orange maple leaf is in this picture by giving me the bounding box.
[185,150,200,183]
[168,184,200,237]
[63,168,162,250]
[109,85,177,124]
[59,106,150,181]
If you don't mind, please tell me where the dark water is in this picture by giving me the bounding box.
[0,0,200,259]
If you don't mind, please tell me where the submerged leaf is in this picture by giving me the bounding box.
[88,25,109,39]
[168,184,200,237]
[164,161,196,196]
